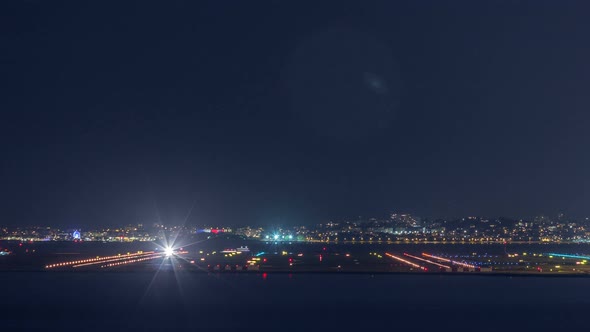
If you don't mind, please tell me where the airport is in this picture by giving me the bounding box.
[33,241,590,275]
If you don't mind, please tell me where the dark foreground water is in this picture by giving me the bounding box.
[1,272,589,331]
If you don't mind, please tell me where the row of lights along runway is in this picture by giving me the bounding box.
[385,252,482,272]
[45,248,179,270]
[43,248,589,273]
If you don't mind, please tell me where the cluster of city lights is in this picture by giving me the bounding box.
[101,255,162,268]
[385,252,426,270]
[422,253,478,269]
[45,251,150,269]
[404,253,450,269]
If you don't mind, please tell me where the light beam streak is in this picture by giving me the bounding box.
[403,253,451,269]
[422,253,478,269]
[385,252,426,270]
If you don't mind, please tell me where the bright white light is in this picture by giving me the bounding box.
[273,234,279,240]
[165,247,174,256]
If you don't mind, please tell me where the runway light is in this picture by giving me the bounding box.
[385,252,426,271]
[547,253,590,260]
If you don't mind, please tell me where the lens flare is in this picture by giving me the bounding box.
[165,247,174,256]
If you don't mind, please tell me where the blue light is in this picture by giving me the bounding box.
[72,230,81,240]
[546,253,590,260]
[255,252,266,257]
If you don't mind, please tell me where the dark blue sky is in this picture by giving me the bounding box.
[3,1,590,227]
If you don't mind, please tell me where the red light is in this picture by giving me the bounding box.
[323,247,326,251]
[288,258,293,262]
[319,255,322,262]
[19,243,22,247]
[262,272,267,280]
[263,258,267,262]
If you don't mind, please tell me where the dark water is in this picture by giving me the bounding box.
[1,271,589,331]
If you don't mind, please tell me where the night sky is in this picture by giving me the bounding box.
[3,1,590,227]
